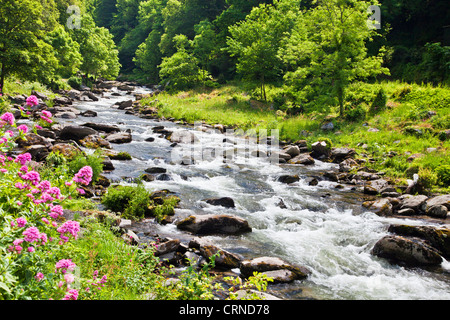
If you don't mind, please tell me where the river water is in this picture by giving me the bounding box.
[64,85,450,300]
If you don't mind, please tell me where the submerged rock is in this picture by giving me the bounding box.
[176,214,251,235]
[204,197,235,208]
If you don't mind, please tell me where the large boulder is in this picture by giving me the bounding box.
[189,237,241,268]
[283,145,300,157]
[310,141,331,159]
[176,214,251,235]
[362,198,393,216]
[330,147,356,163]
[239,256,310,281]
[388,225,450,259]
[399,195,428,214]
[277,175,300,184]
[363,179,389,195]
[105,132,132,144]
[371,235,443,266]
[169,130,198,144]
[59,125,98,141]
[425,195,450,218]
[288,153,315,165]
[80,135,111,149]
[82,122,120,133]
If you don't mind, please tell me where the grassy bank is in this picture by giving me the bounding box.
[141,81,450,194]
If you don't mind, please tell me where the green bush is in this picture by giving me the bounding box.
[436,165,450,187]
[67,152,104,183]
[68,76,82,89]
[369,88,387,114]
[345,103,366,121]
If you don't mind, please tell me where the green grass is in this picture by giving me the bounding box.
[142,80,450,193]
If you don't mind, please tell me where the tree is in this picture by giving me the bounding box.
[226,0,300,101]
[72,15,121,80]
[0,0,59,91]
[281,0,390,117]
[192,20,217,83]
[158,34,200,91]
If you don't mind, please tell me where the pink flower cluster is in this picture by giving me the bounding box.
[0,112,15,126]
[72,166,93,186]
[15,153,31,166]
[57,220,80,243]
[40,110,53,124]
[55,259,76,274]
[26,95,39,107]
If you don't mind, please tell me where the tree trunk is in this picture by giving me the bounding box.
[0,62,5,95]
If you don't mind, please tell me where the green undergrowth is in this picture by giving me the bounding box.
[141,80,450,193]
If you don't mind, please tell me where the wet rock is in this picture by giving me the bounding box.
[102,158,115,171]
[277,175,300,184]
[155,239,181,257]
[399,195,428,214]
[426,205,448,218]
[283,145,300,157]
[53,96,72,105]
[81,110,97,117]
[305,177,319,186]
[362,198,393,216]
[388,225,450,259]
[339,158,358,172]
[239,256,310,280]
[117,100,133,109]
[105,132,132,144]
[17,133,53,148]
[80,135,111,149]
[117,84,135,91]
[145,167,167,174]
[156,173,172,181]
[371,235,443,266]
[204,197,235,208]
[288,153,315,165]
[425,195,450,211]
[176,214,251,235]
[25,145,50,162]
[169,130,198,144]
[51,143,81,158]
[363,179,389,195]
[82,122,120,133]
[189,237,241,269]
[396,208,416,216]
[55,111,77,119]
[269,151,292,163]
[59,125,98,141]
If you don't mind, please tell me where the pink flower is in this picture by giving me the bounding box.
[0,168,7,173]
[15,153,32,166]
[0,112,15,126]
[26,95,39,107]
[22,227,41,243]
[55,259,76,274]
[27,246,35,253]
[41,217,49,224]
[57,220,80,242]
[64,273,75,284]
[35,272,44,282]
[17,124,29,134]
[16,217,27,228]
[37,180,51,192]
[21,170,40,185]
[47,187,61,198]
[49,205,64,219]
[17,201,23,206]
[72,166,93,186]
[34,125,43,130]
[42,110,52,118]
[62,289,79,300]
[13,239,24,246]
[77,188,85,195]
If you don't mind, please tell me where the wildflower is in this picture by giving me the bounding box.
[19,165,28,173]
[35,272,44,282]
[42,110,52,118]
[15,182,27,190]
[55,259,76,274]
[64,273,75,284]
[26,95,39,107]
[13,239,24,246]
[42,217,49,224]
[49,205,64,219]
[27,247,35,253]
[57,220,80,242]
[72,166,93,186]
[0,112,15,126]
[0,169,7,173]
[15,153,32,166]
[21,170,40,185]
[37,180,51,192]
[39,232,48,244]
[23,227,41,243]
[62,289,79,300]
[16,217,27,228]
[17,201,23,206]
[47,186,62,199]
[77,188,85,195]
[17,124,29,134]
[34,125,43,130]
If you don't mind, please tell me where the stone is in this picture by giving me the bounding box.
[122,229,139,245]
[425,195,450,211]
[321,122,334,131]
[387,225,450,259]
[288,153,315,165]
[117,100,133,109]
[82,122,120,133]
[363,179,389,195]
[239,256,310,280]
[81,110,97,117]
[51,143,81,158]
[233,290,281,300]
[53,96,72,105]
[331,147,356,163]
[80,135,111,149]
[396,208,416,216]
[17,133,52,148]
[105,132,132,144]
[277,175,300,184]
[283,145,300,157]
[189,237,241,268]
[261,269,299,284]
[362,198,393,216]
[339,158,358,172]
[155,239,181,257]
[59,125,98,141]
[169,130,198,144]
[145,167,167,174]
[311,141,331,159]
[204,197,235,208]
[176,214,251,235]
[400,195,428,213]
[55,111,77,119]
[25,145,49,162]
[426,205,448,218]
[371,235,443,266]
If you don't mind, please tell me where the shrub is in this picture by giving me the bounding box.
[369,88,387,114]
[68,76,82,90]
[345,103,366,121]
[67,151,103,184]
[436,165,450,187]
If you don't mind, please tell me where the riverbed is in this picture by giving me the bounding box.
[62,85,450,300]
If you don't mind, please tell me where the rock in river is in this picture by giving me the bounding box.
[59,125,98,141]
[105,132,132,144]
[176,214,251,235]
[204,197,235,208]
[239,256,310,281]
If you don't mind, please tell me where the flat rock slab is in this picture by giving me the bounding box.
[239,256,310,280]
[176,214,251,235]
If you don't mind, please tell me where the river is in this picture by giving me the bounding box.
[63,84,450,300]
